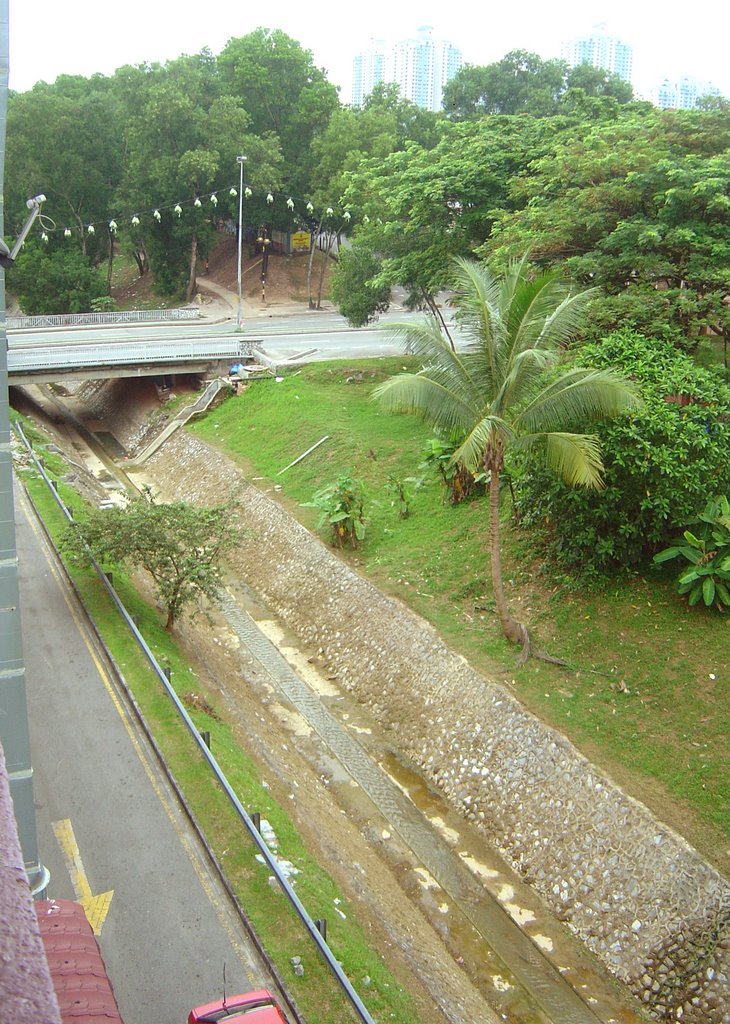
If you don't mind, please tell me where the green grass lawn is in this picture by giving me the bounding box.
[189,358,730,874]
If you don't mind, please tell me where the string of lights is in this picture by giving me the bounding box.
[28,182,360,242]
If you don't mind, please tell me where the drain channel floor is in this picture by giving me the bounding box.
[221,591,627,1024]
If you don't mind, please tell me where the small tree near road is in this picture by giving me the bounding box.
[63,492,239,631]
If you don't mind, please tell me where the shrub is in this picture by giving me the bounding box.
[515,330,730,571]
[9,244,107,314]
[420,436,486,504]
[654,495,730,611]
[303,473,368,548]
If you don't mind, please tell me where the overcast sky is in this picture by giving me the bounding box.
[9,0,730,103]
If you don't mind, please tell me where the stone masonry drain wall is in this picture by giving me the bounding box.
[149,433,730,1024]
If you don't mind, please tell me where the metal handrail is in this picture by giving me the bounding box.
[8,308,201,329]
[14,422,375,1024]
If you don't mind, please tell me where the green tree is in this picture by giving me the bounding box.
[8,244,106,314]
[330,243,391,326]
[515,331,730,571]
[7,77,124,254]
[339,114,574,323]
[118,55,283,298]
[442,50,568,119]
[63,493,239,631]
[373,257,641,660]
[217,29,339,196]
[487,108,730,349]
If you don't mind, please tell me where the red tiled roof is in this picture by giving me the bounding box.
[34,900,123,1024]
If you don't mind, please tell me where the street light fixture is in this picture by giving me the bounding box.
[236,156,247,329]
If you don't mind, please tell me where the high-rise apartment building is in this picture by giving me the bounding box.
[352,27,462,111]
[652,76,722,110]
[352,40,387,109]
[561,26,633,83]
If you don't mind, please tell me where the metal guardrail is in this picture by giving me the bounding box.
[8,338,259,373]
[13,422,375,1024]
[8,308,201,329]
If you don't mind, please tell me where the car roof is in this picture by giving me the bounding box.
[189,989,286,1024]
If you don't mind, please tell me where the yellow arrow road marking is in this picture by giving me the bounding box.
[52,818,114,935]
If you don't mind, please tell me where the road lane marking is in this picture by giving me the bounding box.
[18,485,252,966]
[52,818,114,935]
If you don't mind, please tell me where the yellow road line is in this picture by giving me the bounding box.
[52,818,114,935]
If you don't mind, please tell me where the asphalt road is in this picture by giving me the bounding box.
[8,308,462,367]
[14,477,271,1024]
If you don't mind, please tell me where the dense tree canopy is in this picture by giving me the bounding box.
[5,29,729,349]
[442,50,634,120]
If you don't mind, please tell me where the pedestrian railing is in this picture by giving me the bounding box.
[8,308,201,330]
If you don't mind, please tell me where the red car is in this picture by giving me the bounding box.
[188,988,288,1024]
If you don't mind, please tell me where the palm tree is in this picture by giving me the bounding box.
[373,255,642,662]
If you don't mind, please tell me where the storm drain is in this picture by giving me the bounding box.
[220,592,623,1024]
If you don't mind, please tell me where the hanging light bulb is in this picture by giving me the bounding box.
[266,192,274,205]
[174,204,183,217]
[132,214,140,226]
[210,193,218,206]
[244,186,252,199]
[87,224,95,234]
[109,219,118,234]
[306,202,314,214]
[286,197,295,211]
[153,209,161,222]
[229,187,237,197]
[194,197,202,208]
[64,227,72,238]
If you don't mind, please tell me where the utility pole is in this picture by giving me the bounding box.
[235,155,246,329]
[0,0,49,896]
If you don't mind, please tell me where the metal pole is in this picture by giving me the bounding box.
[0,0,49,897]
[236,155,246,329]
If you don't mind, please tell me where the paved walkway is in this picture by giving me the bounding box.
[196,276,323,322]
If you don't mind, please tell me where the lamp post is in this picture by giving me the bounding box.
[257,228,271,303]
[236,155,247,329]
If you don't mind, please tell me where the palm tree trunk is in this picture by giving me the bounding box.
[488,463,567,666]
[488,464,528,650]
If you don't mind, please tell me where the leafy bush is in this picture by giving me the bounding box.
[330,244,392,327]
[420,436,486,504]
[303,473,368,548]
[385,474,422,519]
[654,495,730,610]
[9,244,107,314]
[515,330,730,571]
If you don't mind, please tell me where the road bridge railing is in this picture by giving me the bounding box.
[8,337,263,375]
[8,308,201,330]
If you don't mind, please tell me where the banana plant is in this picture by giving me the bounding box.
[654,495,730,610]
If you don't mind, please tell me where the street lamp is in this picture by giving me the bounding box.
[236,155,247,329]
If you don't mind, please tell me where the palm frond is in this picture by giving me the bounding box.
[505,269,570,354]
[372,371,481,435]
[385,317,493,409]
[515,368,642,435]
[450,257,505,382]
[494,347,555,414]
[541,432,605,489]
[453,415,514,473]
[532,287,600,350]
